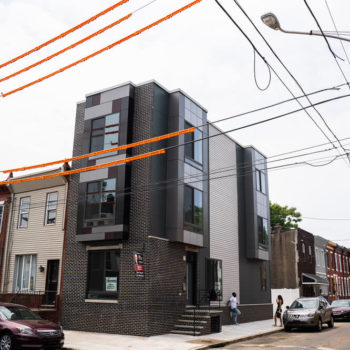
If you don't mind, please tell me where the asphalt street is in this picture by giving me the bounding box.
[221,322,350,350]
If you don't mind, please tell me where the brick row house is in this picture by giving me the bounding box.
[0,80,273,335]
[271,227,350,302]
[326,241,350,301]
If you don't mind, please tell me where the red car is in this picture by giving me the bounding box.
[0,302,64,350]
[331,299,350,321]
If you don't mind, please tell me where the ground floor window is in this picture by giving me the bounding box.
[13,255,36,292]
[87,249,120,300]
[206,259,222,301]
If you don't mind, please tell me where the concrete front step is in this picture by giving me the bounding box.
[174,324,204,329]
[178,319,208,324]
[170,330,201,336]
[181,314,210,319]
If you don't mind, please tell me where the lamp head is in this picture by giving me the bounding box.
[261,12,281,31]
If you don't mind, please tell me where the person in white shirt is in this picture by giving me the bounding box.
[227,292,240,325]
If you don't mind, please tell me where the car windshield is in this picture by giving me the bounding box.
[331,300,350,307]
[290,299,318,309]
[0,306,41,320]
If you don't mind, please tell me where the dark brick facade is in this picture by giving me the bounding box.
[61,84,188,336]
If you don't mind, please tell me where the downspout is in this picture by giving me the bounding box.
[0,196,12,290]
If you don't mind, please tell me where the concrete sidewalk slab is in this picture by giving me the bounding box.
[63,319,283,350]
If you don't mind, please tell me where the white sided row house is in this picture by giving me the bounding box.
[0,167,69,311]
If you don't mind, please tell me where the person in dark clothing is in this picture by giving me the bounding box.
[274,295,283,327]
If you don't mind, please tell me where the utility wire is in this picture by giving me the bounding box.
[231,0,350,164]
[0,0,130,69]
[304,0,350,87]
[303,216,350,221]
[324,0,350,65]
[6,145,348,213]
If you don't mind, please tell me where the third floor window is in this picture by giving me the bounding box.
[18,197,30,228]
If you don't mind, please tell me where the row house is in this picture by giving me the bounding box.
[326,241,350,301]
[0,167,69,320]
[271,227,327,298]
[60,80,272,336]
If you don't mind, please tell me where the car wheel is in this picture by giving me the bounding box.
[0,333,13,350]
[328,316,334,328]
[316,318,322,332]
[284,325,291,332]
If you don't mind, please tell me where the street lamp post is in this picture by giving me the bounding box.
[261,12,350,43]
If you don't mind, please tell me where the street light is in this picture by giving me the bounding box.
[261,12,350,43]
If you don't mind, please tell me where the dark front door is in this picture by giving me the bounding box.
[186,252,197,305]
[45,260,59,305]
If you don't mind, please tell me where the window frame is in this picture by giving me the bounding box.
[86,249,120,300]
[13,254,36,292]
[44,192,58,226]
[255,169,267,194]
[257,216,269,248]
[18,197,30,228]
[0,204,4,230]
[184,122,203,168]
[206,258,223,301]
[184,185,203,234]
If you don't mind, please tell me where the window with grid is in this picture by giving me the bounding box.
[85,179,116,227]
[45,192,58,225]
[90,113,119,154]
[18,197,30,228]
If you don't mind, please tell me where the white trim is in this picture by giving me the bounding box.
[147,235,169,242]
[84,299,118,304]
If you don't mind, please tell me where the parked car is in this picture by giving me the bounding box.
[283,296,334,332]
[0,302,64,349]
[331,299,350,321]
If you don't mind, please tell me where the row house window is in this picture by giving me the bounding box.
[185,122,203,166]
[184,185,203,233]
[13,255,37,292]
[18,193,59,228]
[257,216,268,248]
[256,169,266,194]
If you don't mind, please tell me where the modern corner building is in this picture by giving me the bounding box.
[62,81,271,336]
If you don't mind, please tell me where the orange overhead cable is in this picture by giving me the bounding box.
[0,14,132,83]
[0,0,129,70]
[1,0,202,98]
[0,149,165,186]
[2,127,194,174]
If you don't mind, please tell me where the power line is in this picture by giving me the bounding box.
[303,216,350,221]
[231,0,350,163]
[304,0,350,87]
[1,0,203,98]
[324,0,350,65]
[0,0,129,69]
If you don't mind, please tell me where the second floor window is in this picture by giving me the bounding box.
[18,197,30,228]
[90,113,119,153]
[184,185,203,233]
[257,216,268,248]
[85,179,116,227]
[45,192,58,225]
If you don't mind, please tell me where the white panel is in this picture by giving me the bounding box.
[79,168,108,183]
[209,124,240,303]
[84,102,112,120]
[100,85,130,104]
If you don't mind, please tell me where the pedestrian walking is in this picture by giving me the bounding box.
[274,295,283,327]
[227,292,240,325]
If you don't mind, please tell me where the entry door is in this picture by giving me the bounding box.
[45,260,59,305]
[186,252,197,305]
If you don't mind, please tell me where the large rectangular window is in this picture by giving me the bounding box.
[256,169,266,194]
[13,255,36,292]
[45,192,58,225]
[206,259,222,301]
[90,113,119,153]
[184,185,203,233]
[257,216,268,248]
[184,122,203,166]
[18,197,30,228]
[87,250,120,300]
[85,179,116,227]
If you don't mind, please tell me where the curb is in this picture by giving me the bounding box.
[191,327,284,349]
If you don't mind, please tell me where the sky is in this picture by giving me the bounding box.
[0,0,349,246]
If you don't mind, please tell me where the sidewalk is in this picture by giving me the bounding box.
[63,319,283,350]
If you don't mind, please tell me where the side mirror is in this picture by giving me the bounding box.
[286,306,289,309]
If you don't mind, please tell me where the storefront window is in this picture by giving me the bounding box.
[87,250,120,300]
[206,259,222,301]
